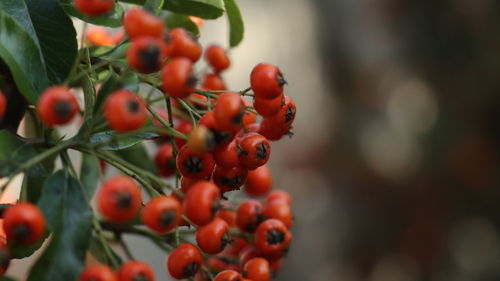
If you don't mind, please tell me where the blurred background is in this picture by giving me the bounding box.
[5,0,500,280]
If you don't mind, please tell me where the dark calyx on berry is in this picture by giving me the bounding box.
[54,101,72,120]
[183,156,204,173]
[133,273,151,281]
[187,75,198,87]
[266,229,285,245]
[127,99,140,113]
[246,214,265,233]
[220,175,244,189]
[285,107,295,123]
[220,232,233,251]
[214,130,232,144]
[276,72,287,88]
[232,111,244,125]
[159,210,176,227]
[13,223,32,242]
[183,262,200,277]
[116,191,132,209]
[0,248,10,269]
[256,143,268,159]
[138,45,161,73]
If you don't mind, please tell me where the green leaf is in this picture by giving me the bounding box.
[90,131,160,150]
[144,0,165,15]
[24,0,78,84]
[165,12,200,35]
[115,143,157,173]
[119,0,224,19]
[28,170,93,281]
[58,0,124,27]
[0,11,49,104]
[223,0,244,47]
[80,154,100,199]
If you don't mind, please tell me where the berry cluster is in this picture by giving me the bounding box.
[0,2,296,281]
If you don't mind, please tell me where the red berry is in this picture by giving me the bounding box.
[266,190,292,206]
[37,86,79,126]
[196,217,231,254]
[259,96,296,140]
[213,139,239,169]
[216,206,236,227]
[188,125,216,154]
[167,243,202,279]
[223,237,248,257]
[123,8,165,39]
[0,91,6,119]
[127,37,168,73]
[201,73,226,91]
[104,90,147,132]
[199,111,234,146]
[254,219,292,255]
[97,176,142,223]
[79,264,117,281]
[213,270,242,281]
[213,165,248,193]
[205,45,231,73]
[244,165,272,196]
[250,63,286,100]
[242,100,257,125]
[263,201,293,228]
[168,28,202,62]
[142,196,181,233]
[243,258,271,281]
[253,92,284,117]
[161,57,196,98]
[0,238,9,275]
[3,202,45,244]
[118,261,155,281]
[207,257,240,273]
[237,133,271,170]
[183,181,221,226]
[214,93,245,132]
[238,246,260,270]
[176,145,215,179]
[175,118,194,148]
[155,143,176,177]
[236,200,264,233]
[74,0,114,16]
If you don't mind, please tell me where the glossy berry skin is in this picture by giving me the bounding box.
[79,264,117,281]
[161,57,196,98]
[207,257,240,273]
[263,201,293,228]
[38,86,79,126]
[253,92,284,117]
[213,165,248,193]
[188,125,216,154]
[223,237,248,257]
[142,196,181,233]
[3,202,45,245]
[199,111,234,147]
[216,207,236,227]
[183,181,221,226]
[118,261,155,281]
[176,145,215,179]
[0,238,9,275]
[169,28,202,62]
[238,246,260,270]
[155,143,176,177]
[243,258,271,281]
[254,219,292,255]
[167,243,202,279]
[74,0,114,16]
[175,119,193,148]
[237,133,271,170]
[205,45,230,73]
[236,200,264,233]
[202,73,226,91]
[259,96,296,141]
[266,190,292,206]
[196,217,231,254]
[97,176,142,223]
[127,37,168,73]
[104,90,147,132]
[123,8,165,39]
[244,165,272,196]
[0,91,6,119]
[214,139,239,169]
[250,63,286,100]
[214,92,245,132]
[213,270,242,281]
